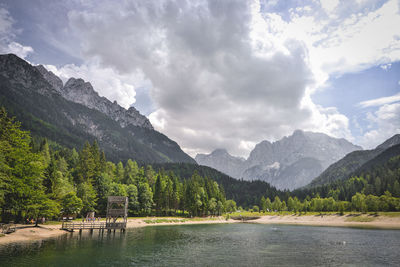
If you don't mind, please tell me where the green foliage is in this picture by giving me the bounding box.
[0,108,234,222]
[225,200,237,213]
[77,182,97,214]
[143,218,187,224]
[138,182,153,215]
[345,216,375,222]
[61,192,83,215]
[2,106,399,224]
[0,108,57,222]
[293,145,400,207]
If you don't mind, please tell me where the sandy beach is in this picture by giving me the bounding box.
[0,217,233,245]
[0,224,67,245]
[252,214,400,229]
[1,214,399,246]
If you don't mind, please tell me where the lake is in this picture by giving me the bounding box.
[1,223,400,266]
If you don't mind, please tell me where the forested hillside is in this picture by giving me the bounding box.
[292,144,400,203]
[0,108,230,223]
[308,134,400,187]
[151,163,285,208]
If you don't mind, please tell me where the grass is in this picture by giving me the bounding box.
[143,218,188,224]
[345,216,375,222]
[229,211,384,222]
[187,217,220,221]
[0,233,5,238]
[378,212,400,217]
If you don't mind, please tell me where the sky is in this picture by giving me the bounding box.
[0,0,399,158]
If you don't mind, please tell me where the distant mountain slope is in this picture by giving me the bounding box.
[0,54,195,164]
[293,141,400,200]
[350,143,400,179]
[196,130,361,190]
[308,134,400,187]
[195,149,245,178]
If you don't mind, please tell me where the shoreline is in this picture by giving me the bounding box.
[251,214,400,230]
[0,217,233,245]
[1,214,399,246]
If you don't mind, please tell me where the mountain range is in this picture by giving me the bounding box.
[0,54,195,164]
[196,130,362,190]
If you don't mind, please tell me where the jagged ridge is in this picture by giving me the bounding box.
[0,53,195,164]
[35,65,153,130]
[196,130,362,190]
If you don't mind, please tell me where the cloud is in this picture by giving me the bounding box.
[262,0,400,90]
[380,63,392,70]
[6,42,33,58]
[0,7,33,59]
[360,102,400,148]
[7,0,398,156]
[58,0,367,157]
[320,0,340,14]
[358,93,400,108]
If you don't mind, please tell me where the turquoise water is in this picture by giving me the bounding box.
[1,223,400,266]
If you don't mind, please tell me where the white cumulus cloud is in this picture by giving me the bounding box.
[360,103,400,148]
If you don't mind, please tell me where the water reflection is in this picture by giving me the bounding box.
[1,224,400,266]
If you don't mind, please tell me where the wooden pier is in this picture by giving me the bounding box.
[61,196,128,233]
[61,221,127,232]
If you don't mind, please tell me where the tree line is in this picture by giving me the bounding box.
[1,107,400,224]
[290,153,400,208]
[255,151,400,213]
[0,108,234,223]
[256,191,400,214]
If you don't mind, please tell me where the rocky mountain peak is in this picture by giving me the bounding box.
[196,130,362,190]
[0,54,58,96]
[35,65,63,92]
[64,78,96,94]
[36,65,153,130]
[211,148,229,156]
[292,129,304,136]
[195,149,245,178]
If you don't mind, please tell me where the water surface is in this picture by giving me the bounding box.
[1,223,399,266]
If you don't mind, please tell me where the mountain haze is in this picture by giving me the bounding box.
[0,53,195,164]
[196,130,361,190]
[195,149,245,179]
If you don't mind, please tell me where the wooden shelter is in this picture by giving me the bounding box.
[105,196,128,230]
